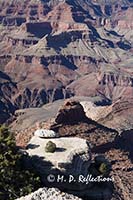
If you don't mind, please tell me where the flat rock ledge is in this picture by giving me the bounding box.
[26,136,91,190]
[16,187,82,200]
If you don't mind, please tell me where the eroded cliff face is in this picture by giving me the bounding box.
[0,71,17,123]
[0,0,133,122]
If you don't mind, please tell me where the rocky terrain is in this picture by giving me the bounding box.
[0,0,132,200]
[14,100,132,200]
[0,0,133,122]
[26,136,92,192]
[12,98,118,147]
[10,96,133,136]
[81,98,133,131]
[17,187,82,200]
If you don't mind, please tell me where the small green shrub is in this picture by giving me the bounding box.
[89,155,111,177]
[45,141,56,153]
[99,162,108,174]
[95,155,111,176]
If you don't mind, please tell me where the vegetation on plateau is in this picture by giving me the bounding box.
[45,141,56,153]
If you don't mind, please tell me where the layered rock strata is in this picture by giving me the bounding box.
[0,0,133,123]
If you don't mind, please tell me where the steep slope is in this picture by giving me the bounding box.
[0,70,17,123]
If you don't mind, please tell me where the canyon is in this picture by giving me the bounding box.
[0,0,133,123]
[0,1,133,200]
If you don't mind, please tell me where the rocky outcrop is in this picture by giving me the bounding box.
[9,96,103,130]
[12,99,118,148]
[34,129,59,138]
[55,100,87,124]
[50,100,118,147]
[81,101,113,121]
[16,100,115,199]
[81,99,133,131]
[26,136,91,190]
[16,187,82,200]
[13,98,132,200]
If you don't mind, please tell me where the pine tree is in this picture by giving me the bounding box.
[0,125,41,200]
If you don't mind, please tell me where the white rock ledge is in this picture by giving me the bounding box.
[27,136,91,170]
[16,187,82,200]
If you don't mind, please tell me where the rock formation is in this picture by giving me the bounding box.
[26,136,92,191]
[11,99,132,200]
[55,100,87,124]
[18,100,115,199]
[0,0,132,123]
[0,1,132,199]
[34,129,59,138]
[81,98,133,131]
[51,100,118,148]
[16,187,82,200]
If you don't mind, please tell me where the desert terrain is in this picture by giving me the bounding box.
[0,0,132,200]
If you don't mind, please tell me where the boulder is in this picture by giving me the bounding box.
[16,187,82,200]
[34,129,59,138]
